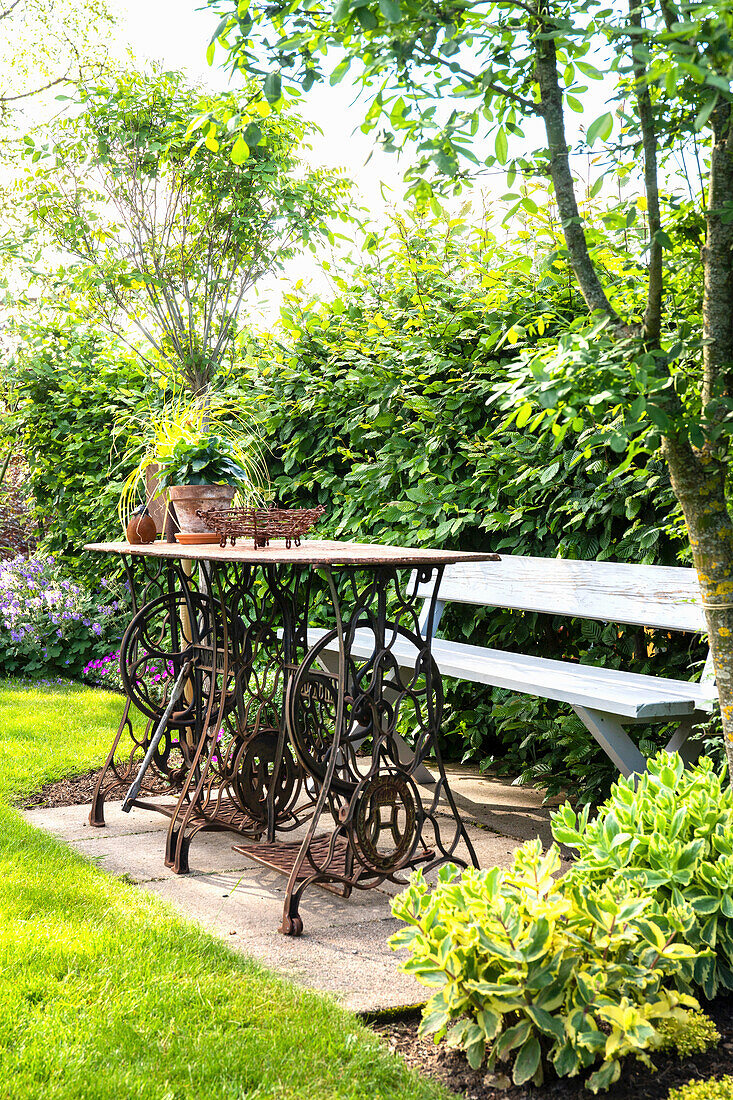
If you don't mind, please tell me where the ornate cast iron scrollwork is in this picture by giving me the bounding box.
[266,565,478,935]
[91,548,479,932]
[230,731,299,826]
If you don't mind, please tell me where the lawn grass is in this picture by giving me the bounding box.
[0,679,445,1100]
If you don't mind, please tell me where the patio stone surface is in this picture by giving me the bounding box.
[22,766,557,1013]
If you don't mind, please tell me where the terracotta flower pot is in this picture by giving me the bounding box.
[167,484,235,535]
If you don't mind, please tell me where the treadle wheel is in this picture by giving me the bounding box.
[280,914,303,936]
[230,731,298,824]
[350,771,421,874]
[120,590,226,728]
[287,622,442,796]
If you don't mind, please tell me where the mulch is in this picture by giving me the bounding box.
[18,765,174,809]
[372,997,733,1099]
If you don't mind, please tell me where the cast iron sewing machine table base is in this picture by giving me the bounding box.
[84,540,498,935]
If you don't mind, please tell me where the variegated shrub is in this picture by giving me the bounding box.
[391,841,700,1093]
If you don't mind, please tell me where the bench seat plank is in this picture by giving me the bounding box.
[307,628,715,721]
[416,556,707,633]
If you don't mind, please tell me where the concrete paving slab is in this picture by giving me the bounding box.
[23,798,178,842]
[22,766,549,1012]
[421,764,562,846]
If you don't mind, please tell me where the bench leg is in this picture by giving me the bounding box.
[664,716,704,766]
[571,705,646,779]
[315,649,437,787]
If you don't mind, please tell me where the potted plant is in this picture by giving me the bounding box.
[117,395,267,538]
[159,434,256,534]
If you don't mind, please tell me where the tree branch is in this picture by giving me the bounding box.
[532,5,623,324]
[701,102,733,411]
[0,0,23,21]
[1,75,67,103]
[629,0,662,345]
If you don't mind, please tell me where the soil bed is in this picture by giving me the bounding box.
[372,995,733,1100]
[18,765,175,809]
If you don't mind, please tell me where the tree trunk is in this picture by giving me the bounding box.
[701,105,733,411]
[663,436,733,776]
[628,0,663,345]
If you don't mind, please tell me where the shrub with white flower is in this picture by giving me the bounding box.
[0,554,128,680]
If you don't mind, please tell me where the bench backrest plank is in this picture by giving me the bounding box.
[416,555,707,634]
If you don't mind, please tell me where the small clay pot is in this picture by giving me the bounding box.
[126,509,158,545]
[167,484,235,534]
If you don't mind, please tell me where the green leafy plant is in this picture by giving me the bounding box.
[553,753,733,1001]
[156,435,251,488]
[116,392,268,526]
[656,1010,720,1058]
[390,840,700,1093]
[669,1079,733,1100]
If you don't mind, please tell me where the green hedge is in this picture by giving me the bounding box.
[245,216,704,800]
[5,324,149,585]
[4,217,711,798]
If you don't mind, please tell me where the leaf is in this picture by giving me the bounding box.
[587,1061,621,1093]
[694,94,719,132]
[231,135,250,165]
[263,72,282,103]
[586,111,613,145]
[516,403,533,428]
[553,1042,579,1078]
[378,0,402,21]
[526,1005,564,1040]
[495,127,508,165]
[512,1037,541,1086]
[356,7,378,29]
[243,122,263,147]
[495,1020,531,1059]
[577,61,604,80]
[653,229,674,249]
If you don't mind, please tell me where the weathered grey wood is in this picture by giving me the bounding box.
[571,706,647,778]
[416,555,707,633]
[701,650,716,684]
[308,628,716,720]
[664,716,705,766]
[418,598,446,639]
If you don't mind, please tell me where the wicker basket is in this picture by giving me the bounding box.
[196,505,325,549]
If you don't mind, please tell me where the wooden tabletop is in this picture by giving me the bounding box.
[84,539,501,568]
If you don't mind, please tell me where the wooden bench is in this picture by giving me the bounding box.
[311,555,718,779]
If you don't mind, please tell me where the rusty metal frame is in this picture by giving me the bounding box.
[90,549,478,934]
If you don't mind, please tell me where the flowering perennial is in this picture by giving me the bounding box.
[0,554,127,680]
